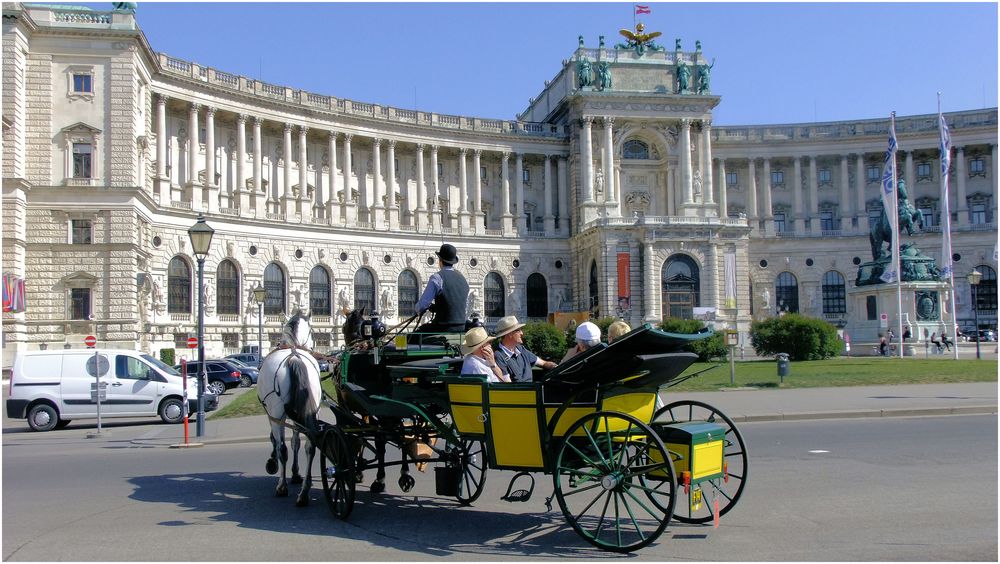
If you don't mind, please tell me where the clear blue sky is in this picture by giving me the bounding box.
[86,2,998,125]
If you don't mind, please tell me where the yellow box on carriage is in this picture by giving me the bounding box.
[656,421,726,482]
[447,382,485,435]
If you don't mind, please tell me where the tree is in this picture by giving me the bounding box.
[750,314,842,360]
[522,322,567,362]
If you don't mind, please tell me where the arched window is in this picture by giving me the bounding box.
[167,256,191,314]
[309,266,331,316]
[397,270,419,318]
[484,272,505,318]
[822,271,846,315]
[263,263,285,315]
[622,139,650,160]
[775,272,799,314]
[661,254,700,319]
[589,261,599,316]
[354,268,376,313]
[216,259,240,315]
[973,265,997,317]
[526,273,548,319]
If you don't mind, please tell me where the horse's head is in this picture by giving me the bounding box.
[342,306,366,345]
[283,311,314,349]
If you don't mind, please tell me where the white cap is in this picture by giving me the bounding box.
[576,321,601,343]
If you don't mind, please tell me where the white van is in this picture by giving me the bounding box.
[6,349,219,431]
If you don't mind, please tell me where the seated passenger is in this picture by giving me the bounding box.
[413,243,469,335]
[460,327,510,383]
[561,321,602,363]
[608,320,631,343]
[494,315,558,383]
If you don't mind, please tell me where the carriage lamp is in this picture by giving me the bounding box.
[723,461,729,483]
[681,470,691,494]
[188,214,215,438]
[253,283,266,363]
[363,311,387,340]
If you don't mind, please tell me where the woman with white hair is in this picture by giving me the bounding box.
[561,321,602,363]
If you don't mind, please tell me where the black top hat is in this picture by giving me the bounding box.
[435,243,459,265]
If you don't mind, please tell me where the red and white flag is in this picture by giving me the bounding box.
[635,5,651,15]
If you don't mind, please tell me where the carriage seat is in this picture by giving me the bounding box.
[388,356,465,379]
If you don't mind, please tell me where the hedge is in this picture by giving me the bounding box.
[750,313,843,360]
[521,322,567,362]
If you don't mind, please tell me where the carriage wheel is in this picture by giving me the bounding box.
[553,411,676,553]
[319,427,356,520]
[454,439,487,505]
[653,400,748,524]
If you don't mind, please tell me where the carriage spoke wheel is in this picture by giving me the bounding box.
[653,400,748,524]
[553,411,676,553]
[319,427,357,520]
[454,439,487,505]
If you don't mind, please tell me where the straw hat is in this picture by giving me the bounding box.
[460,326,494,355]
[494,315,526,338]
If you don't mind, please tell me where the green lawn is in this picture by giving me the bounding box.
[211,358,997,420]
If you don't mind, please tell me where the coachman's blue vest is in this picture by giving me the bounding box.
[434,269,469,327]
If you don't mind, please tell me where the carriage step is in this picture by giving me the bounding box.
[501,472,535,503]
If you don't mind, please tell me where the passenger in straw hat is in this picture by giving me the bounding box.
[494,315,557,383]
[460,326,510,383]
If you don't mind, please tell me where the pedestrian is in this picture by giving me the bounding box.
[879,335,888,356]
[887,328,895,344]
[459,326,509,383]
[903,325,912,342]
[563,321,603,363]
[493,315,557,383]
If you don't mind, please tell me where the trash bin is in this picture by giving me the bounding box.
[776,353,790,382]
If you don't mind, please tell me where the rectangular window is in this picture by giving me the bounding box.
[268,332,282,348]
[916,163,931,179]
[919,207,935,227]
[314,333,331,350]
[222,333,239,349]
[394,158,400,177]
[774,212,786,232]
[820,211,835,231]
[726,171,738,187]
[522,168,530,183]
[818,169,832,184]
[71,219,92,244]
[72,73,92,94]
[199,127,206,144]
[173,333,188,348]
[480,166,487,179]
[771,170,784,185]
[70,288,91,320]
[116,355,151,380]
[866,296,878,321]
[867,165,880,183]
[437,162,444,179]
[971,204,986,225]
[969,158,985,175]
[73,143,93,178]
[868,209,882,227]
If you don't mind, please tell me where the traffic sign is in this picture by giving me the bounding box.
[84,335,97,348]
[187,337,198,349]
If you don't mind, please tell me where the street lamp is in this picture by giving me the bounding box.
[188,214,215,437]
[967,269,982,360]
[253,283,267,366]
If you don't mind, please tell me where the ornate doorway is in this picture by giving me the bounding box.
[661,254,700,319]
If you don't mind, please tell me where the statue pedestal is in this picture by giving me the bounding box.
[844,280,951,349]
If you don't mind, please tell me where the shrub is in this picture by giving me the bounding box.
[656,318,727,361]
[522,322,566,362]
[159,348,175,366]
[750,314,843,361]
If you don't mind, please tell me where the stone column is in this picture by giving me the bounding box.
[458,148,470,231]
[904,150,915,192]
[747,159,758,233]
[702,120,715,209]
[343,133,356,225]
[809,156,820,234]
[282,123,294,217]
[644,242,658,322]
[253,117,265,218]
[387,139,399,230]
[793,156,804,233]
[762,158,774,235]
[613,160,623,216]
[992,144,999,220]
[472,149,483,233]
[515,152,526,231]
[557,156,569,234]
[680,119,694,208]
[501,152,514,233]
[602,117,615,205]
[430,145,441,231]
[204,107,218,213]
[839,155,850,231]
[543,155,555,234]
[415,143,426,230]
[155,94,169,204]
[371,138,383,228]
[188,103,201,211]
[236,114,249,213]
[955,147,968,226]
[326,131,338,222]
[717,158,727,219]
[580,117,595,203]
[706,241,718,309]
[298,126,310,220]
[855,153,867,232]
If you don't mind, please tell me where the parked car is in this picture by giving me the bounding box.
[224,358,260,387]
[173,360,243,395]
[225,352,262,369]
[974,329,996,342]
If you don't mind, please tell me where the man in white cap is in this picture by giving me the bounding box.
[561,321,602,363]
[460,326,510,383]
[413,243,470,334]
[493,315,557,383]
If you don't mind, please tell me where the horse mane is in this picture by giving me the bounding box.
[341,307,366,346]
[282,311,313,349]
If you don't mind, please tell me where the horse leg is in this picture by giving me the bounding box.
[271,422,289,497]
[295,417,318,507]
[370,436,386,494]
[289,430,303,485]
[265,431,279,475]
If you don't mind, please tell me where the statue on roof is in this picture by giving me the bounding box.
[616,23,665,56]
[112,2,137,12]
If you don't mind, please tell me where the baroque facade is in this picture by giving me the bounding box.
[2,4,997,367]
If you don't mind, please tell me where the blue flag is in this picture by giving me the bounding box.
[938,112,953,279]
[879,118,899,284]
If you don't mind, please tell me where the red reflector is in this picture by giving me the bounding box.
[723,461,729,483]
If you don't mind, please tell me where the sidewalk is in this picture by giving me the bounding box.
[192,382,997,446]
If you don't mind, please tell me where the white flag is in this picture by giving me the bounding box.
[879,118,899,284]
[939,112,953,278]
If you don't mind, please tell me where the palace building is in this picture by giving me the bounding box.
[2,3,997,366]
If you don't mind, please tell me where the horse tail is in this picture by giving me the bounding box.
[284,354,314,425]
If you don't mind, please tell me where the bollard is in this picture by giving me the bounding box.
[776,353,790,384]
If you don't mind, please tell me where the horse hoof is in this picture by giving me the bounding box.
[290,474,303,485]
[275,485,288,497]
[398,474,415,493]
[295,495,309,507]
[370,480,385,494]
[265,458,278,475]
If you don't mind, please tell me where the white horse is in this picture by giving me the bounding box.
[257,313,323,506]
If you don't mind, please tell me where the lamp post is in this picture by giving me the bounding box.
[253,283,267,366]
[967,269,982,360]
[188,214,215,437]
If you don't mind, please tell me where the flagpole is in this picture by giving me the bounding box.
[891,112,904,358]
[939,93,959,360]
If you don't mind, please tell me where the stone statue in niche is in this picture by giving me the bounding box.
[594,169,605,195]
[676,60,691,94]
[696,59,715,94]
[761,288,771,309]
[380,288,393,314]
[337,287,350,311]
[151,279,165,314]
[467,289,480,318]
[577,59,593,88]
[693,170,703,196]
[597,61,612,90]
